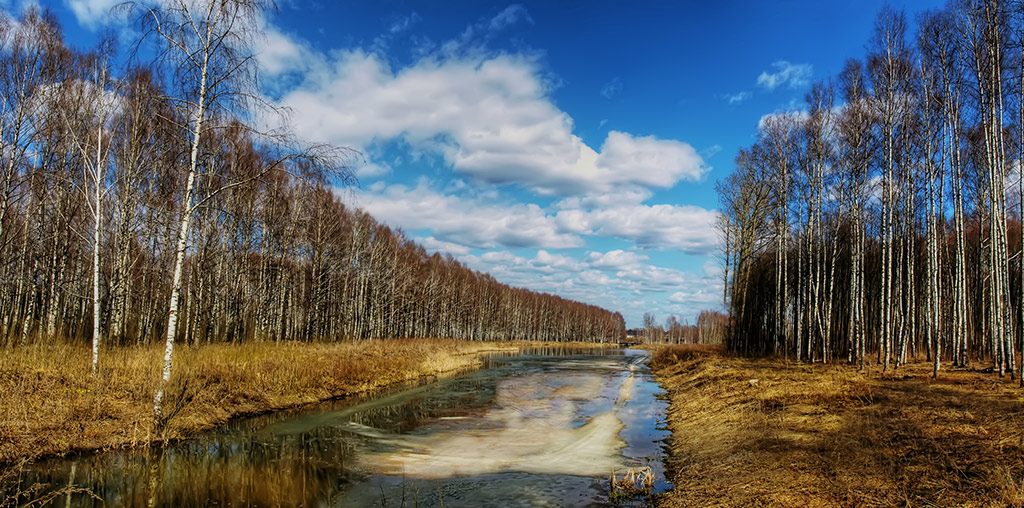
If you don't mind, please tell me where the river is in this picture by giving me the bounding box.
[23,347,669,507]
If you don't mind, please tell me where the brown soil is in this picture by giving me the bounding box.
[651,345,1024,507]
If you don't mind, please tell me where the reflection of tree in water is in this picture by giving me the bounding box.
[27,378,499,506]
[32,423,361,506]
[152,428,359,506]
[25,349,633,506]
[348,379,495,432]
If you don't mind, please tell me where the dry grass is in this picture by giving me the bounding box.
[652,345,1024,507]
[0,338,551,466]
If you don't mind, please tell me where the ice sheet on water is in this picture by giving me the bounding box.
[354,368,637,478]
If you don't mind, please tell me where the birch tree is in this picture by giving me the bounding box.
[132,0,279,422]
[868,6,913,371]
[56,47,118,374]
[837,58,877,370]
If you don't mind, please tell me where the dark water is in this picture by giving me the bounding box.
[20,348,670,507]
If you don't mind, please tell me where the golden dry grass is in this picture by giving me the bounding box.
[0,338,562,466]
[652,345,1024,508]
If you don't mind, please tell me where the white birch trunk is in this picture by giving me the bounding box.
[153,41,209,421]
[92,122,103,375]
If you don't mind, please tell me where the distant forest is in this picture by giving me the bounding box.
[718,0,1024,379]
[0,2,626,358]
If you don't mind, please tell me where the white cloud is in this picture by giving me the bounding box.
[469,249,688,295]
[356,159,392,179]
[265,38,706,196]
[587,250,648,271]
[249,12,723,326]
[345,180,583,250]
[455,241,724,324]
[389,12,421,34]
[667,286,722,308]
[757,109,808,135]
[614,265,688,291]
[553,208,589,234]
[702,144,723,159]
[556,203,721,255]
[446,3,534,53]
[487,4,533,31]
[595,131,707,188]
[255,23,311,77]
[555,188,653,209]
[481,251,526,265]
[724,91,751,105]
[757,60,812,90]
[601,77,622,99]
[531,250,582,273]
[66,0,119,28]
[417,236,471,256]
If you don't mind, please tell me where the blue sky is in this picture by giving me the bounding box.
[45,0,944,328]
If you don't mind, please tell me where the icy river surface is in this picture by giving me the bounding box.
[30,347,670,507]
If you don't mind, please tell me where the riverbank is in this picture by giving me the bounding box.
[651,345,1024,507]
[0,339,609,466]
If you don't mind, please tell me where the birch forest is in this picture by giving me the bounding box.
[0,4,626,354]
[718,0,1024,380]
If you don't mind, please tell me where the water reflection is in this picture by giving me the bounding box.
[21,348,669,507]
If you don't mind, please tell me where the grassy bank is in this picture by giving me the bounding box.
[651,345,1024,507]
[0,338,611,466]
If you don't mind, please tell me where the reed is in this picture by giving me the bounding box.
[610,466,655,503]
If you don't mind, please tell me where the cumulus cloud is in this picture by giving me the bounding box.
[555,203,721,255]
[417,236,471,256]
[614,265,688,291]
[255,23,312,78]
[455,241,724,324]
[555,188,653,209]
[248,11,722,325]
[356,159,392,179]
[264,35,706,196]
[667,284,723,310]
[668,289,718,305]
[757,60,812,90]
[465,249,701,298]
[595,131,707,187]
[587,250,648,271]
[481,251,526,265]
[66,0,119,28]
[346,180,583,250]
[532,250,582,273]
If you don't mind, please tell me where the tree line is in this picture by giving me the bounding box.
[718,0,1024,381]
[634,310,727,344]
[0,2,625,367]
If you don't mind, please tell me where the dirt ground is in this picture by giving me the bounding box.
[651,345,1024,507]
